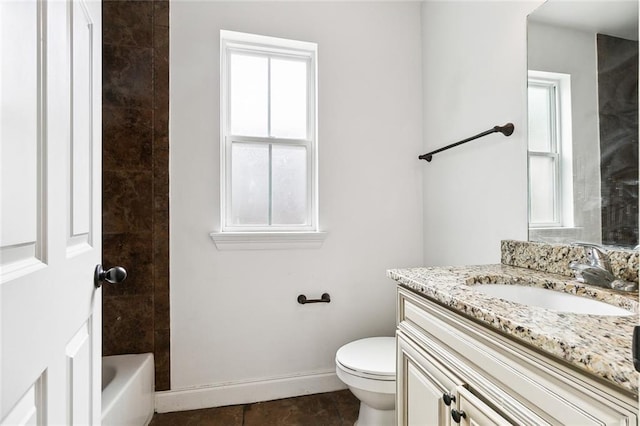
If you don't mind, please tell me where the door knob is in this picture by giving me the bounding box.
[94,264,127,288]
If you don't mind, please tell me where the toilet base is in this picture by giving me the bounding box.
[354,401,395,426]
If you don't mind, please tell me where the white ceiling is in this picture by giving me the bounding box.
[529,0,639,41]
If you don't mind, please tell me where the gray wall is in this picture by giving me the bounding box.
[527,21,602,244]
[169,1,424,406]
[421,1,539,266]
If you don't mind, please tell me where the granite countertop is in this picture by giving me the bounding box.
[387,264,639,395]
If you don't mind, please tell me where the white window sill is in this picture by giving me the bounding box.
[209,231,328,250]
[528,226,582,230]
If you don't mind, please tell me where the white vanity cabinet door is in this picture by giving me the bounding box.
[455,386,511,426]
[397,332,462,426]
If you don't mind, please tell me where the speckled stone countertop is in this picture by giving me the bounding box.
[387,264,639,395]
[502,240,639,283]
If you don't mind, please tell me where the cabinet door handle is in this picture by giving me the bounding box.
[442,392,456,406]
[451,409,466,423]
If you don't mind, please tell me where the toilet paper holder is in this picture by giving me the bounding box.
[297,293,331,304]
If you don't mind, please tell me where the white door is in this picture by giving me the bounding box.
[0,0,103,424]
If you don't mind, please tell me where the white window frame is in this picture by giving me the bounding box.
[212,31,325,249]
[527,70,574,229]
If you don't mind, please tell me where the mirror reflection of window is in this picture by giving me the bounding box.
[526,0,638,248]
[528,71,574,229]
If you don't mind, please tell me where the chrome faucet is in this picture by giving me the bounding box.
[569,242,637,291]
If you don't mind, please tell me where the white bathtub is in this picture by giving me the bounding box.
[102,353,155,426]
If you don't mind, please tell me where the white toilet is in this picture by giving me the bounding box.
[335,337,396,426]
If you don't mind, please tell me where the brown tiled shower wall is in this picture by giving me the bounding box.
[102,0,170,391]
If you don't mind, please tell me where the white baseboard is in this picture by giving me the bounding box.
[154,370,346,413]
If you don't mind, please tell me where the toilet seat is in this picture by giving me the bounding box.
[336,361,395,382]
[335,337,395,381]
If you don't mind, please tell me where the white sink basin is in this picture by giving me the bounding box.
[473,284,634,316]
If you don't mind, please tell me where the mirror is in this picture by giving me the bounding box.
[527,0,639,249]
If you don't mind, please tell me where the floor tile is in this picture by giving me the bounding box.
[149,390,360,426]
[149,405,243,426]
[243,393,341,426]
[332,389,360,426]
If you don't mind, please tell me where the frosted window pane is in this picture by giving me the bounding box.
[272,145,307,225]
[231,143,269,225]
[271,58,307,139]
[529,156,556,224]
[528,85,553,152]
[230,54,268,137]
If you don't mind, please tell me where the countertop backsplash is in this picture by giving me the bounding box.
[501,240,639,284]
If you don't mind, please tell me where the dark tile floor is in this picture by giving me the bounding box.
[149,390,360,426]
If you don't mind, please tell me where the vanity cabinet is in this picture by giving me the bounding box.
[397,331,459,426]
[396,287,638,426]
[398,333,509,426]
[456,386,510,426]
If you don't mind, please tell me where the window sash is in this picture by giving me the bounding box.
[224,136,314,232]
[226,48,313,141]
[528,151,561,227]
[220,32,318,233]
[528,80,559,155]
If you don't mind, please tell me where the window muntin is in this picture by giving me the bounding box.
[221,31,317,232]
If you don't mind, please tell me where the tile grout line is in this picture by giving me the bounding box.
[331,392,344,426]
[241,403,247,426]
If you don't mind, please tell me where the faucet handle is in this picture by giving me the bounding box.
[571,242,611,271]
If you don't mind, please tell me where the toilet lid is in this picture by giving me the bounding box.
[336,337,395,377]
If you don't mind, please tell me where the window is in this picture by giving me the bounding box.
[220,31,318,234]
[527,70,573,228]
